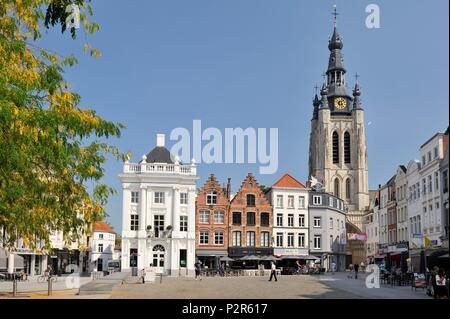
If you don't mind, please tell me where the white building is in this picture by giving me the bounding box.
[378,181,390,258]
[265,174,309,259]
[119,134,199,276]
[89,222,116,272]
[419,133,446,246]
[308,191,347,271]
[406,159,423,270]
[395,166,409,244]
[364,191,380,260]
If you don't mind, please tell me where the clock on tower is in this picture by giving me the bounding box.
[333,97,348,111]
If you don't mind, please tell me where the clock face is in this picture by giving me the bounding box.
[334,97,347,110]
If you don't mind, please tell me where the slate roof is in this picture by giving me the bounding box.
[145,146,174,164]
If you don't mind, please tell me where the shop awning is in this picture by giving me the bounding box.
[438,253,449,259]
[239,255,261,261]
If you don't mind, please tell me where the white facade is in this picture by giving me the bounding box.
[120,134,199,276]
[89,229,116,272]
[378,185,389,248]
[308,192,347,271]
[266,185,310,257]
[395,167,409,244]
[406,160,423,250]
[364,194,380,258]
[419,133,446,246]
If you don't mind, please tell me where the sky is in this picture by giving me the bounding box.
[37,0,449,233]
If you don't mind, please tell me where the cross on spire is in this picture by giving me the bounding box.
[355,72,360,82]
[332,4,339,26]
[314,84,319,95]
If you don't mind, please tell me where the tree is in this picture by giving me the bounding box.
[0,0,124,250]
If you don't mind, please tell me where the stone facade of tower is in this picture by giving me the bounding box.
[308,18,369,263]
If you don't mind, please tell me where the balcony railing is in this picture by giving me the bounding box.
[123,162,196,176]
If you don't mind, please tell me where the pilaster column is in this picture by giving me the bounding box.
[140,186,147,232]
[173,187,180,235]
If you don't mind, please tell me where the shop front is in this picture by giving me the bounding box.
[49,248,80,275]
[196,249,228,270]
[387,242,409,271]
[15,248,46,276]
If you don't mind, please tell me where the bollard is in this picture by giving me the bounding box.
[12,277,17,297]
[48,276,52,296]
[160,273,163,284]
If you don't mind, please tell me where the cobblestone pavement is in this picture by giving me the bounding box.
[110,272,430,299]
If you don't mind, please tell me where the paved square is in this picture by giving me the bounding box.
[110,272,430,299]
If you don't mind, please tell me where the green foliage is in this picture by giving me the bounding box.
[0,0,124,250]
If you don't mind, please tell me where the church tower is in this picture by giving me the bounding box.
[308,8,369,257]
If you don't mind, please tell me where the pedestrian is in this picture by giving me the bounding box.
[354,263,359,279]
[331,261,336,274]
[194,261,202,280]
[296,260,302,274]
[434,268,448,299]
[348,264,354,279]
[360,261,365,273]
[268,261,278,282]
[218,262,225,277]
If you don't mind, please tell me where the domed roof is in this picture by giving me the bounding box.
[145,146,174,164]
[328,27,343,51]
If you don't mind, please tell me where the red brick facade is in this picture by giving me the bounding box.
[195,175,230,257]
[228,173,273,257]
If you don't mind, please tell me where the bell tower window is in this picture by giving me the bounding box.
[332,132,340,164]
[344,132,351,164]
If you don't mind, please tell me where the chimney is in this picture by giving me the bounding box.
[226,178,231,199]
[156,134,165,147]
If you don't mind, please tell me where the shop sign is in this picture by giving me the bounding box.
[347,233,368,241]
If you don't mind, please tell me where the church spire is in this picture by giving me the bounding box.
[326,5,349,98]
[353,74,363,110]
[319,82,329,109]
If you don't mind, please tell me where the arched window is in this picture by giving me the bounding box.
[345,178,351,200]
[344,132,351,164]
[334,178,340,198]
[153,244,165,252]
[332,132,339,164]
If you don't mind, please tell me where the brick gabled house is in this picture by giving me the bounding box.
[195,174,231,269]
[228,173,273,260]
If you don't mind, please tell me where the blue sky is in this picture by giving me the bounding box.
[38,0,449,233]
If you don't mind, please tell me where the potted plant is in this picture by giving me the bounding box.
[165,225,173,238]
[146,225,153,237]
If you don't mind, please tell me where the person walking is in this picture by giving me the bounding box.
[194,261,202,280]
[354,263,360,279]
[348,263,354,279]
[268,261,278,282]
[434,268,448,299]
[360,261,366,273]
[331,261,336,275]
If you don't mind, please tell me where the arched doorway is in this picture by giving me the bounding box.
[152,245,165,273]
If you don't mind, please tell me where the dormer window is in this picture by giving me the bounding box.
[206,191,217,205]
